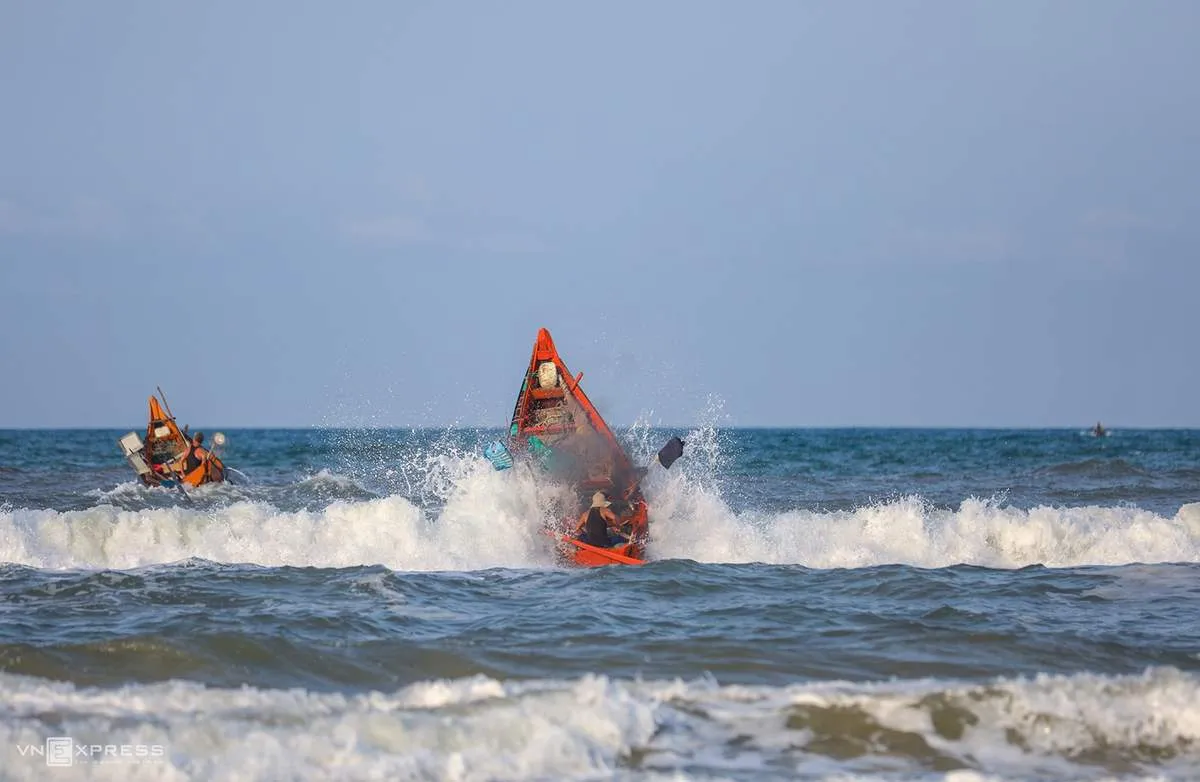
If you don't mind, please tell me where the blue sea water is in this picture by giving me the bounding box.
[1,425,1199,780]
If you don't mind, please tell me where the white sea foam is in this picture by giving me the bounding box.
[0,668,1194,781]
[647,486,1200,569]
[0,457,562,571]
[4,443,1199,570]
[1178,502,1200,534]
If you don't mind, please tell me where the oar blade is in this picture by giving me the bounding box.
[656,437,685,470]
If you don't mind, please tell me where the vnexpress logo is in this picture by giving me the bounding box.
[45,737,73,767]
[15,737,166,766]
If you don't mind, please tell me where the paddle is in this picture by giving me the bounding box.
[623,436,686,486]
[655,436,685,470]
[207,432,229,481]
[156,386,177,420]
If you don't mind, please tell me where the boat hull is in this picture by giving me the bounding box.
[550,532,646,567]
[509,329,649,567]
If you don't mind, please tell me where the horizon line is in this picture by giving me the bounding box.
[1,424,1196,432]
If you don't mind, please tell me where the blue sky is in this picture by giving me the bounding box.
[1,2,1197,428]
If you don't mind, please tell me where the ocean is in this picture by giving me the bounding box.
[1,425,1198,781]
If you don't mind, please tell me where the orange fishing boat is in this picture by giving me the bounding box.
[117,390,227,489]
[498,328,683,567]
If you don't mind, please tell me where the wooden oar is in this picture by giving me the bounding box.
[155,386,178,422]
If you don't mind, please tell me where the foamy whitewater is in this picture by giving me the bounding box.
[1,426,1198,780]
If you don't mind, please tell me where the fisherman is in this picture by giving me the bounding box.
[183,432,209,473]
[574,491,626,547]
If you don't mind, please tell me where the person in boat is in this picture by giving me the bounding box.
[183,432,210,473]
[574,491,626,548]
[1092,422,1106,437]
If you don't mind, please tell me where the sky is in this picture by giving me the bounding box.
[1,1,1197,428]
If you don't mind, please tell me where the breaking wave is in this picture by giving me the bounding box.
[2,460,1198,570]
[1,668,1196,780]
[647,485,1200,569]
[4,421,1198,571]
[1,456,563,571]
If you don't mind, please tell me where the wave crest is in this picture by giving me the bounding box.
[0,457,560,570]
